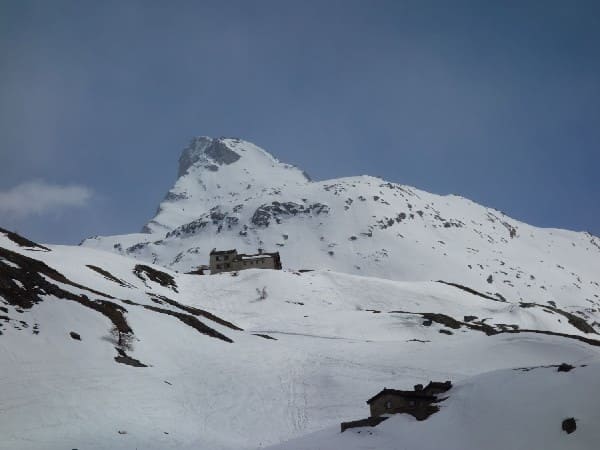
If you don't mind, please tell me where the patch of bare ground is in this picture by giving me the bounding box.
[0,245,149,365]
[147,293,242,330]
[0,246,117,307]
[123,298,234,343]
[437,280,597,335]
[0,247,115,308]
[436,280,504,302]
[388,309,600,347]
[253,333,277,340]
[133,264,178,292]
[0,227,50,251]
[114,348,148,367]
[519,302,597,334]
[513,363,583,372]
[86,265,134,288]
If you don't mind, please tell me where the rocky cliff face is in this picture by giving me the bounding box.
[177,136,242,178]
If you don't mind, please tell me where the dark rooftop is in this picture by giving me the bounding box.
[366,388,436,404]
[210,249,237,255]
[423,380,452,391]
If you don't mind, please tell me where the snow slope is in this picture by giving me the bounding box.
[2,228,600,449]
[266,363,600,450]
[82,137,600,320]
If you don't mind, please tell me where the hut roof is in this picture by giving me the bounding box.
[237,251,281,259]
[366,389,435,404]
[423,380,452,392]
[210,249,237,255]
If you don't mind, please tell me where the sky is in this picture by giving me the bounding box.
[1,0,599,244]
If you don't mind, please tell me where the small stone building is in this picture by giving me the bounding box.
[209,249,282,274]
[367,389,436,420]
[341,380,452,432]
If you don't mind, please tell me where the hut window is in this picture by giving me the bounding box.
[385,400,392,409]
[216,264,222,269]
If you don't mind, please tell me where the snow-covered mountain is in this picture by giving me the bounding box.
[2,227,599,450]
[83,136,600,315]
[2,136,600,449]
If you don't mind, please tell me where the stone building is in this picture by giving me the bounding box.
[366,389,436,420]
[209,249,282,274]
[341,380,452,432]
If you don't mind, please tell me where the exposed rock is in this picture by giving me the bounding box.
[146,293,242,330]
[178,137,241,177]
[518,302,597,334]
[0,227,50,251]
[114,349,147,368]
[562,417,576,434]
[139,303,234,343]
[163,191,189,202]
[126,242,149,254]
[86,265,133,288]
[437,280,504,302]
[253,333,277,340]
[251,201,329,227]
[133,265,178,292]
[205,139,241,165]
[422,313,462,329]
[0,227,51,252]
[69,331,81,341]
[166,218,209,238]
[557,363,575,372]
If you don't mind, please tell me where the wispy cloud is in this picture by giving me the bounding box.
[0,180,92,218]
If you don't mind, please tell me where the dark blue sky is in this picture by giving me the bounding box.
[1,0,599,244]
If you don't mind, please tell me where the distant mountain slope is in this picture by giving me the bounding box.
[2,228,600,449]
[82,136,600,316]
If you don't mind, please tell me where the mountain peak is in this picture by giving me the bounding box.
[137,136,311,233]
[177,136,243,177]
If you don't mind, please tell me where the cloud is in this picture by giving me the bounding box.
[0,180,93,218]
